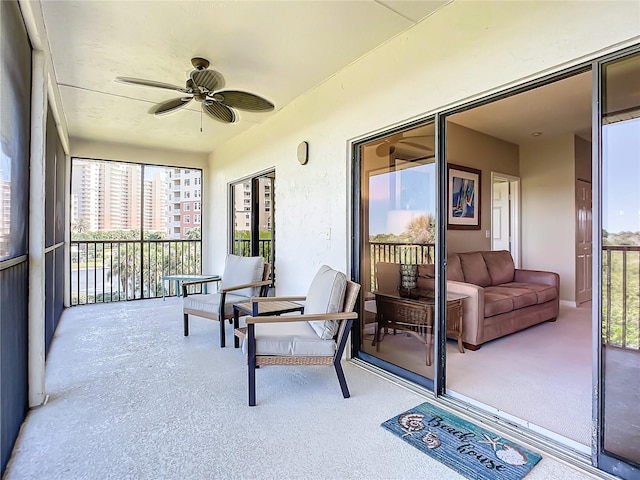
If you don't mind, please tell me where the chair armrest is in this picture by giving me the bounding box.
[246,311,357,324]
[248,295,307,303]
[181,278,221,288]
[514,269,559,287]
[221,279,272,293]
[181,278,221,297]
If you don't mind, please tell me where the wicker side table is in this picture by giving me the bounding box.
[372,291,466,366]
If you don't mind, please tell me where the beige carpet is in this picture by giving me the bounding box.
[360,303,592,448]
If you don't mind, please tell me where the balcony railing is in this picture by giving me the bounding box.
[233,238,272,265]
[603,245,640,350]
[370,241,434,266]
[70,239,201,305]
[369,241,435,290]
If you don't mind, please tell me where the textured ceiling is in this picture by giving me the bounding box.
[37,1,449,154]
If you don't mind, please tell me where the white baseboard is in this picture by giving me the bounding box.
[560,299,578,308]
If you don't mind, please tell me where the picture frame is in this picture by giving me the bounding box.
[448,163,481,230]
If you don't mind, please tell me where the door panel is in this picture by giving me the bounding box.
[576,180,592,305]
[598,51,640,475]
[492,180,510,251]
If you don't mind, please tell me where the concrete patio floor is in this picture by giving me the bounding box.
[4,298,603,479]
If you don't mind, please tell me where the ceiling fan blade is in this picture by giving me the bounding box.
[116,77,190,93]
[190,70,225,92]
[203,102,236,123]
[150,97,193,116]
[212,90,275,112]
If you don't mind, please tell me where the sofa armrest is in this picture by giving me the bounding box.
[446,280,484,347]
[514,269,559,288]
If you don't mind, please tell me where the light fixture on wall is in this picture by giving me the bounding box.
[297,141,309,165]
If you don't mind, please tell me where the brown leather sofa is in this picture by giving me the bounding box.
[417,250,559,350]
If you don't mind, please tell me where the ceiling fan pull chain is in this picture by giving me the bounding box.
[200,104,203,132]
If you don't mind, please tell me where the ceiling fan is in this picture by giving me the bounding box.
[375,135,434,156]
[115,57,275,123]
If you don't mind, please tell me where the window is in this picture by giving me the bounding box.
[184,204,190,211]
[184,215,190,224]
[194,202,201,211]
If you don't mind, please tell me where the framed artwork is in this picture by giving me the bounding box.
[448,163,481,230]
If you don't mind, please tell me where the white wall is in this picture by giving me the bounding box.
[71,138,209,169]
[203,1,639,294]
[520,135,576,301]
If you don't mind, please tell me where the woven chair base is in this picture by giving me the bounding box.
[256,356,334,366]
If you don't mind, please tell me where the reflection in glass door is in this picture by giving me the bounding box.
[357,123,437,385]
[231,172,274,267]
[599,52,640,475]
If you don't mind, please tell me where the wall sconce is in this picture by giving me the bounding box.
[297,141,309,165]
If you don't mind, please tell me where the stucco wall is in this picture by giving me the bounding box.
[71,138,209,169]
[520,135,576,302]
[204,1,639,294]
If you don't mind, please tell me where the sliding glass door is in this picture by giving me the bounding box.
[355,122,436,387]
[597,51,640,477]
[230,171,274,268]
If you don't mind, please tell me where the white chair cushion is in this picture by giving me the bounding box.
[183,293,248,318]
[241,321,336,356]
[304,265,347,340]
[220,254,264,297]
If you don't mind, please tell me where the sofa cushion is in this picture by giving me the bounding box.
[458,252,492,287]
[305,265,347,339]
[447,254,465,282]
[482,250,515,285]
[484,291,514,317]
[220,254,265,297]
[241,321,336,356]
[502,282,558,304]
[486,285,537,309]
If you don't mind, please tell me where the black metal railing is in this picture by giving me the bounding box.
[233,238,273,265]
[603,245,640,350]
[370,241,435,266]
[70,239,202,305]
[369,241,435,289]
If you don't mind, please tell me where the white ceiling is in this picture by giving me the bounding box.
[37,1,449,154]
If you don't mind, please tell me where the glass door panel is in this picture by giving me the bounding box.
[600,52,640,472]
[358,123,436,385]
[231,172,275,274]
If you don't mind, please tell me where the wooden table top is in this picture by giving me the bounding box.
[234,300,304,316]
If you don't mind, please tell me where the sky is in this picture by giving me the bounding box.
[602,117,640,234]
[367,117,640,237]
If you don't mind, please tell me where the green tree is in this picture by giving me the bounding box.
[404,214,436,244]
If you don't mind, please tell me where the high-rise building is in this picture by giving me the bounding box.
[0,177,10,258]
[165,168,202,239]
[71,159,200,239]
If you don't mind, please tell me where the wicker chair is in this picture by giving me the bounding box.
[237,266,360,406]
[182,254,271,347]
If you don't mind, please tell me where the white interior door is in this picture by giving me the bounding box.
[576,179,592,305]
[492,179,510,251]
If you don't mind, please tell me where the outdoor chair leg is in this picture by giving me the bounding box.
[248,324,257,406]
[219,317,226,348]
[334,319,353,399]
[183,313,189,336]
[334,359,350,398]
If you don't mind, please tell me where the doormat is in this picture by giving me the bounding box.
[381,402,542,480]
